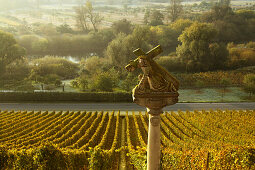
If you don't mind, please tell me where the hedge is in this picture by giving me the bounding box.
[0,92,132,102]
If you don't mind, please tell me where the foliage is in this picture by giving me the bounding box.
[170,19,193,34]
[30,56,79,82]
[89,68,119,92]
[71,76,89,91]
[111,19,133,35]
[0,146,8,170]
[177,22,228,72]
[167,0,183,22]
[74,0,103,32]
[150,25,179,54]
[175,71,250,88]
[227,42,255,69]
[0,30,26,76]
[106,26,152,68]
[0,109,255,169]
[149,10,164,26]
[243,74,255,96]
[155,56,185,72]
[86,1,103,32]
[202,6,255,43]
[17,35,48,55]
[33,143,67,169]
[79,56,111,76]
[34,23,58,36]
[18,32,113,57]
[1,59,31,81]
[120,73,138,92]
[56,24,74,34]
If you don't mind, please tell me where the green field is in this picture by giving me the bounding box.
[0,16,20,26]
[0,109,254,169]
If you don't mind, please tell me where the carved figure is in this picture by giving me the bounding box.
[125,45,179,96]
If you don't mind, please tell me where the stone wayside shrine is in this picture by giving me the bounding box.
[125,45,180,170]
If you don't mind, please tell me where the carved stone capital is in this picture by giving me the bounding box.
[133,92,179,115]
[149,115,161,126]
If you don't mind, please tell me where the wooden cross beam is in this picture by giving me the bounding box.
[133,45,163,59]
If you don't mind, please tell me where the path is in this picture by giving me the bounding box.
[0,102,254,111]
[119,117,127,170]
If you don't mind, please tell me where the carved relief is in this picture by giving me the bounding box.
[125,45,179,96]
[150,116,160,126]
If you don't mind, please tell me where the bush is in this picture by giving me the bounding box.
[243,74,255,96]
[227,42,255,69]
[30,56,79,80]
[155,56,185,72]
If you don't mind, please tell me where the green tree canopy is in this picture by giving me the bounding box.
[167,0,183,22]
[0,30,26,76]
[106,26,152,68]
[170,19,193,34]
[30,56,79,82]
[149,10,164,26]
[111,19,133,35]
[177,22,227,72]
[243,74,255,97]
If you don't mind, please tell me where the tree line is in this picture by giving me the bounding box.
[0,0,255,94]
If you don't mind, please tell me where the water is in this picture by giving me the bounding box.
[63,56,80,64]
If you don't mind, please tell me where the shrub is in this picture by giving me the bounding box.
[243,74,255,96]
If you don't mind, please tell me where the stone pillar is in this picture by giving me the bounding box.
[147,108,162,170]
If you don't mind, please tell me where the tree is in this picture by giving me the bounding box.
[149,10,164,26]
[30,56,79,80]
[2,59,30,81]
[150,25,179,54]
[111,19,133,35]
[106,33,128,67]
[120,73,138,92]
[75,5,89,32]
[209,42,228,70]
[143,9,150,25]
[0,30,26,77]
[90,68,120,92]
[167,0,183,22]
[220,78,231,101]
[35,23,58,36]
[170,19,193,34]
[86,1,103,32]
[219,0,231,7]
[75,1,103,32]
[243,74,255,97]
[106,26,152,68]
[177,22,226,72]
[18,35,49,56]
[79,56,111,76]
[201,1,233,23]
[56,24,74,34]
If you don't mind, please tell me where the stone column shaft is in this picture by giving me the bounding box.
[147,113,161,170]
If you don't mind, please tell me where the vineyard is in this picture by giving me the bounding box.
[0,109,255,169]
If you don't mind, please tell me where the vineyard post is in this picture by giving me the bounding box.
[125,45,179,170]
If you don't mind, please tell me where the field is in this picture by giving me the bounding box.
[0,1,254,29]
[0,109,254,169]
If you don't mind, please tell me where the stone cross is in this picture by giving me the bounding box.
[125,45,179,170]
